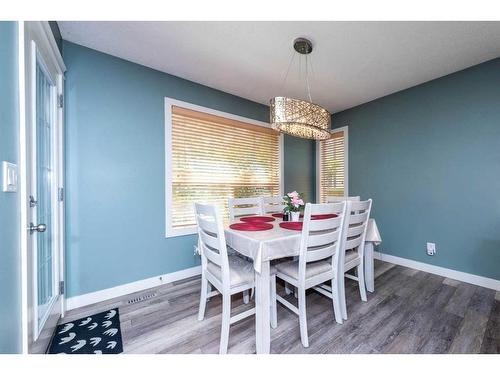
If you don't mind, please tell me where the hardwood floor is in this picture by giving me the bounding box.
[58,260,499,354]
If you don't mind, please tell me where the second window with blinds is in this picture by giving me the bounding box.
[165,98,283,237]
[317,126,348,202]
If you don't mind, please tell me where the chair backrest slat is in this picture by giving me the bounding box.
[347,211,370,226]
[344,235,364,251]
[199,229,222,252]
[349,200,371,212]
[306,228,341,248]
[347,223,366,238]
[262,196,285,214]
[197,214,219,234]
[202,243,222,264]
[306,244,337,263]
[326,196,360,203]
[195,202,230,285]
[228,197,263,221]
[231,206,261,218]
[308,216,342,232]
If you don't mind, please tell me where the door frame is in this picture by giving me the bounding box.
[18,21,66,353]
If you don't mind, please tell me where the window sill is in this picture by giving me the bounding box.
[165,226,197,238]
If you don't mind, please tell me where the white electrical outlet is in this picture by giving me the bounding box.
[427,242,436,256]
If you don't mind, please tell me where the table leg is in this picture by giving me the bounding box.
[364,242,375,293]
[254,260,271,354]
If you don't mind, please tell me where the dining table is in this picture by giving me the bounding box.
[224,215,381,354]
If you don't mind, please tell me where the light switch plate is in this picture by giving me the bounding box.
[2,161,18,192]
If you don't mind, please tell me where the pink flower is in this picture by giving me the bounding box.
[287,191,299,198]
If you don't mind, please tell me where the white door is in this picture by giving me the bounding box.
[22,22,66,351]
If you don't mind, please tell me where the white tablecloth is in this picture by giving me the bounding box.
[224,216,382,354]
[366,218,382,245]
[225,218,381,273]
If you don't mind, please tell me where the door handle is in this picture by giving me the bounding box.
[29,223,47,234]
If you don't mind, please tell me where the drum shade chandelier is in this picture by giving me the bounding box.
[270,38,332,140]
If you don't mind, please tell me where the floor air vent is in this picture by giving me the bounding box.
[127,292,157,305]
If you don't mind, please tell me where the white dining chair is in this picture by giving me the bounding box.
[261,196,295,296]
[337,199,372,320]
[270,202,346,347]
[261,196,286,215]
[195,202,256,354]
[326,195,360,203]
[227,197,263,302]
[228,197,263,222]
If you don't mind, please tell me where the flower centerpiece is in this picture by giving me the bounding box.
[283,191,304,222]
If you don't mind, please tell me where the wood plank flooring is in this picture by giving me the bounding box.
[57,260,499,354]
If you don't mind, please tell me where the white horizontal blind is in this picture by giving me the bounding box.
[319,130,346,202]
[171,106,281,229]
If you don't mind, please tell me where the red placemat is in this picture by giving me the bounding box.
[240,216,276,223]
[311,214,338,220]
[229,222,274,231]
[279,222,303,231]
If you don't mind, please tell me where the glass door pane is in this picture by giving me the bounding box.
[35,61,55,326]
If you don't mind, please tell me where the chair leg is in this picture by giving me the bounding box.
[198,274,208,321]
[339,273,348,320]
[207,282,212,301]
[219,293,231,354]
[357,264,368,302]
[243,289,250,304]
[294,287,298,299]
[331,278,343,324]
[250,287,254,300]
[298,288,309,348]
[270,275,278,328]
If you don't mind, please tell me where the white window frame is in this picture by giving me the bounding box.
[316,125,349,202]
[165,97,284,238]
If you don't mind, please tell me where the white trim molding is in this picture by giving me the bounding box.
[374,251,500,291]
[164,97,283,238]
[19,21,67,353]
[66,266,202,311]
[18,21,29,354]
[40,22,66,72]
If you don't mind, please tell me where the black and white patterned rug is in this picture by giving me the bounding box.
[48,309,123,354]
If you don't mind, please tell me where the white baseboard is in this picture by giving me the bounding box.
[66,265,202,311]
[374,251,500,291]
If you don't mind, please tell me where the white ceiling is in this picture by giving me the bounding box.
[58,21,500,113]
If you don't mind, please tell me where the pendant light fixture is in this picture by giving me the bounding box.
[270,38,332,140]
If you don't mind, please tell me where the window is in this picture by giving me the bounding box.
[165,98,283,237]
[317,126,348,202]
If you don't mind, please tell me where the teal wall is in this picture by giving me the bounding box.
[0,21,22,353]
[284,135,316,202]
[63,41,315,298]
[333,58,500,280]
